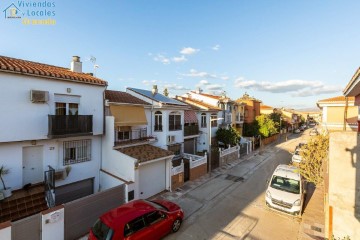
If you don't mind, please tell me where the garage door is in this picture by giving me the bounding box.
[139,160,166,199]
[184,138,195,154]
[55,178,94,205]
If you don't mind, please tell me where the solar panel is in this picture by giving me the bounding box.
[128,88,187,106]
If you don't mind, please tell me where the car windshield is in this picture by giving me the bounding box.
[270,175,300,194]
[91,219,113,240]
[145,200,168,211]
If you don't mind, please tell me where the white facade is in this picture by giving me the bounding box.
[0,72,105,195]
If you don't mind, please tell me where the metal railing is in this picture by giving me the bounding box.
[114,128,151,145]
[48,115,93,137]
[169,124,182,131]
[44,165,55,208]
[184,125,199,136]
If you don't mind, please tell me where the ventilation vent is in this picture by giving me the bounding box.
[30,90,49,103]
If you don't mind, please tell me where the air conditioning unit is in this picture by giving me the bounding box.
[167,135,175,144]
[30,90,49,103]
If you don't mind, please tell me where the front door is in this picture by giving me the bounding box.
[22,146,44,186]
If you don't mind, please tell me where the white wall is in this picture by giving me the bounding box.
[41,207,64,240]
[0,135,101,191]
[188,92,219,106]
[102,117,136,181]
[0,223,11,240]
[0,72,105,143]
[99,171,125,191]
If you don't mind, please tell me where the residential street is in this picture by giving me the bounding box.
[164,133,308,240]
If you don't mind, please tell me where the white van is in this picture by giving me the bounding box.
[265,165,306,215]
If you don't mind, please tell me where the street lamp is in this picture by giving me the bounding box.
[208,117,224,177]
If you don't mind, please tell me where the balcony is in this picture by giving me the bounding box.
[114,128,156,148]
[184,125,199,136]
[48,115,93,138]
[235,114,245,123]
[169,124,182,131]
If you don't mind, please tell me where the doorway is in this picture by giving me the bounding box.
[22,146,44,186]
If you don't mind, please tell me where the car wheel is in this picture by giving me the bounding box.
[172,218,182,232]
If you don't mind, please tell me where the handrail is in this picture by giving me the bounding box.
[44,165,55,208]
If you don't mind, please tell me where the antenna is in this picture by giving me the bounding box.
[88,55,99,76]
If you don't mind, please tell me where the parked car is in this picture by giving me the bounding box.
[88,199,184,240]
[295,142,306,151]
[309,129,319,136]
[294,129,301,134]
[265,165,306,216]
[291,149,303,163]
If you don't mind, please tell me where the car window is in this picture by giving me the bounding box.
[124,216,146,237]
[91,219,113,240]
[146,211,165,225]
[270,175,300,194]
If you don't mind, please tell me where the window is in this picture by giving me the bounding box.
[201,113,207,128]
[211,114,217,127]
[91,219,114,240]
[169,112,181,131]
[168,144,181,156]
[124,217,146,237]
[146,211,164,225]
[56,102,78,116]
[63,139,91,165]
[117,126,130,141]
[154,111,162,131]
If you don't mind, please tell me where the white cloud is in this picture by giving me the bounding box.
[181,69,217,78]
[221,76,229,80]
[180,47,199,55]
[172,55,187,63]
[207,84,223,90]
[163,83,190,91]
[142,80,157,86]
[234,77,342,97]
[212,44,220,51]
[153,54,170,65]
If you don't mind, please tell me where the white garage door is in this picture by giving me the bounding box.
[139,160,166,199]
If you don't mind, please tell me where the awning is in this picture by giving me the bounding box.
[110,105,147,126]
[184,110,198,124]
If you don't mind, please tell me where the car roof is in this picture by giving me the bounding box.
[100,200,157,228]
[273,164,301,180]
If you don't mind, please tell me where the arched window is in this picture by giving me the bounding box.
[211,113,218,127]
[154,111,162,131]
[201,113,207,128]
[169,111,181,131]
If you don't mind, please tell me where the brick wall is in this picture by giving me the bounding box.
[262,134,279,145]
[171,173,184,191]
[190,164,207,181]
[220,151,238,166]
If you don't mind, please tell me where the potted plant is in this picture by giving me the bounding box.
[0,165,12,198]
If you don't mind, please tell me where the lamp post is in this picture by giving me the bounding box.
[279,117,282,139]
[208,117,224,177]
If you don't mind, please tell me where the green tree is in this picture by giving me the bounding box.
[243,121,259,137]
[256,114,278,138]
[299,134,329,185]
[216,126,241,147]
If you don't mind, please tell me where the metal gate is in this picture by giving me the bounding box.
[64,184,126,240]
[210,147,220,171]
[12,214,40,240]
[240,143,248,156]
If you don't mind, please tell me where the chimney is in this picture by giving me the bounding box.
[196,87,202,94]
[70,56,82,73]
[152,85,158,95]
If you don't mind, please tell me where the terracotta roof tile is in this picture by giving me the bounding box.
[105,90,150,105]
[317,96,355,103]
[184,110,198,123]
[0,55,107,86]
[260,105,273,109]
[117,145,174,163]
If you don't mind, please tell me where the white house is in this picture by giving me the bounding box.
[102,90,175,200]
[0,55,107,212]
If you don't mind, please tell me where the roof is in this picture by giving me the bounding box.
[105,90,149,105]
[0,55,107,86]
[176,96,221,111]
[128,87,187,106]
[236,92,261,102]
[190,91,234,102]
[343,67,360,96]
[317,96,355,104]
[184,110,198,123]
[260,105,273,110]
[273,164,300,181]
[117,144,174,163]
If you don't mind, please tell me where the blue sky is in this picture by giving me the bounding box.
[1,0,360,109]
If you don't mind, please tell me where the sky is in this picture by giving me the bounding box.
[1,0,360,109]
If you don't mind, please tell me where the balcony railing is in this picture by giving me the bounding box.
[48,115,93,138]
[114,128,156,146]
[236,114,245,122]
[169,124,182,131]
[184,125,199,136]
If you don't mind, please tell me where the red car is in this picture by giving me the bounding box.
[88,199,184,240]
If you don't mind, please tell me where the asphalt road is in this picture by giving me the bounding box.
[166,132,307,240]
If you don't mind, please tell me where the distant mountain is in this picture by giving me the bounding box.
[296,108,321,113]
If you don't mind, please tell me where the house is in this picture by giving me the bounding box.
[317,96,358,132]
[102,89,174,200]
[322,68,360,239]
[0,55,107,221]
[279,108,302,131]
[260,104,275,115]
[236,93,261,124]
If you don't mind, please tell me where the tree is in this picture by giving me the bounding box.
[243,121,259,137]
[216,126,241,147]
[256,114,278,138]
[299,134,329,185]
